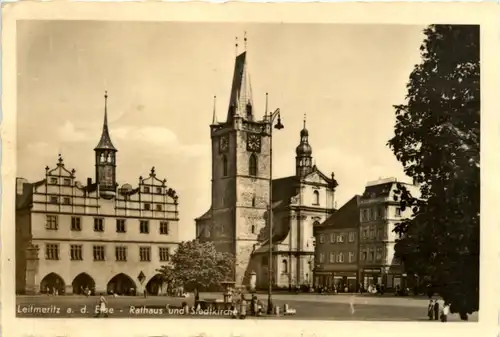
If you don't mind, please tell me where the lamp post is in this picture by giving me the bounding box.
[266,107,284,314]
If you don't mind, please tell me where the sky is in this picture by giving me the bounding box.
[16,21,426,240]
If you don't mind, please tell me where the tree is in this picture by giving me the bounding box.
[158,240,235,296]
[388,25,479,320]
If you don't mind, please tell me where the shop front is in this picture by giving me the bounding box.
[314,271,333,289]
[332,271,357,292]
[361,268,382,291]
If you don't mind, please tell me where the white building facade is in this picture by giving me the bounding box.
[358,177,418,291]
[15,94,180,295]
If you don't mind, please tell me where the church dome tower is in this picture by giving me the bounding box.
[296,115,313,177]
[94,91,118,199]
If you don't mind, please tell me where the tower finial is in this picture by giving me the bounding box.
[212,95,218,124]
[244,31,247,51]
[235,36,239,56]
[303,113,307,129]
[265,92,269,119]
[104,90,109,126]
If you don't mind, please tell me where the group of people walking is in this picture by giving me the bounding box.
[428,299,450,322]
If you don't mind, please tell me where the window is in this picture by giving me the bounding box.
[249,154,258,176]
[156,204,163,211]
[369,250,375,262]
[281,259,288,273]
[63,197,71,205]
[363,228,368,239]
[369,226,375,239]
[156,187,162,194]
[362,250,367,261]
[115,246,127,261]
[348,232,356,242]
[313,190,320,205]
[93,245,105,261]
[49,177,57,185]
[361,209,369,222]
[144,203,151,211]
[140,247,151,261]
[46,215,58,230]
[70,245,83,261]
[251,225,256,234]
[45,244,59,260]
[319,234,325,244]
[319,253,325,263]
[49,196,58,204]
[329,252,335,263]
[116,219,126,233]
[140,221,150,234]
[71,217,81,231]
[376,248,383,261]
[222,155,228,177]
[160,221,169,235]
[337,252,344,263]
[337,234,345,243]
[349,252,355,263]
[63,178,71,186]
[329,233,335,243]
[395,207,402,217]
[251,196,256,207]
[94,218,104,232]
[377,226,384,240]
[159,247,170,262]
[262,256,268,265]
[144,187,150,193]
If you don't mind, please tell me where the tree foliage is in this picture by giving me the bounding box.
[388,25,479,319]
[158,240,234,291]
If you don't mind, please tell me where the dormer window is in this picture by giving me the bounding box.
[144,187,150,194]
[63,178,71,186]
[156,187,162,194]
[144,203,151,211]
[156,204,163,211]
[50,178,57,185]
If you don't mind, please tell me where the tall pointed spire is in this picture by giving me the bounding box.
[94,91,117,151]
[212,96,218,124]
[226,35,253,123]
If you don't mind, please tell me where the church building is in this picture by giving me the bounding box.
[195,42,338,289]
[15,93,181,295]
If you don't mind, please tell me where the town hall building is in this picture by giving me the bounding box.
[195,45,338,289]
[15,93,181,295]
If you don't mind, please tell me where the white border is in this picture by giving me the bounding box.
[2,2,499,337]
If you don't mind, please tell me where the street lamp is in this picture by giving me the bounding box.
[266,106,283,315]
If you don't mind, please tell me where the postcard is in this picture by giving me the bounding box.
[2,2,499,337]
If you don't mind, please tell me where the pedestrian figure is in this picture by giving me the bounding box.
[428,300,434,320]
[239,294,247,319]
[433,300,440,321]
[441,303,450,322]
[96,293,108,318]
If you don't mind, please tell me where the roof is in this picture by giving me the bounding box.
[317,195,361,230]
[95,93,117,151]
[361,182,395,199]
[226,51,253,122]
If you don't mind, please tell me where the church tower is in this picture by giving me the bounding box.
[209,37,273,285]
[94,91,118,199]
[295,116,313,177]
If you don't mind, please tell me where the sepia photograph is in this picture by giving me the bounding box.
[9,13,481,326]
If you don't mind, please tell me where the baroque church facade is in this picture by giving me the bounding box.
[195,47,338,289]
[16,93,180,295]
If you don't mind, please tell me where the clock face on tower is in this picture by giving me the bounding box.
[247,134,261,152]
[219,135,229,153]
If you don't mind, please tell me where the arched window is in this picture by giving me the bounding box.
[251,225,255,234]
[249,154,258,176]
[313,190,320,205]
[282,259,288,274]
[222,155,228,177]
[251,196,256,207]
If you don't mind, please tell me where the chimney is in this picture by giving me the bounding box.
[87,178,92,186]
